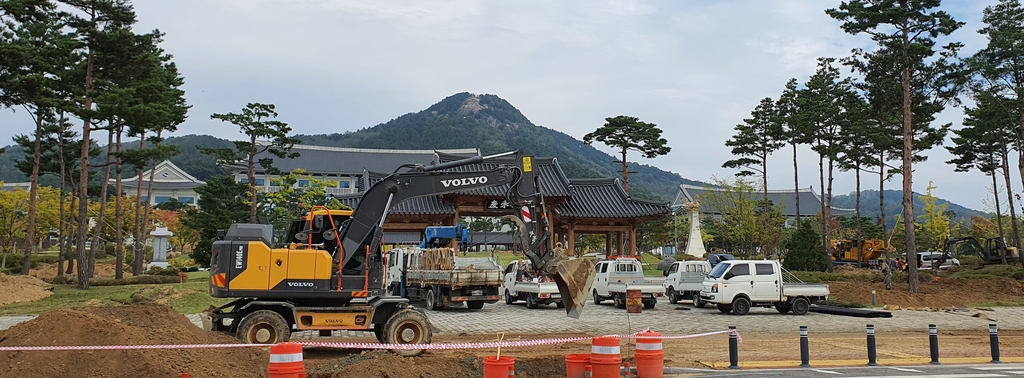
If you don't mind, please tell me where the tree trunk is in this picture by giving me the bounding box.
[65,184,77,276]
[856,164,862,268]
[57,118,67,277]
[880,151,889,261]
[792,142,800,224]
[248,134,258,223]
[818,151,826,251]
[621,148,629,195]
[1001,147,1020,249]
[825,155,835,257]
[75,42,96,290]
[89,129,114,278]
[993,169,1007,265]
[114,126,125,280]
[901,26,918,293]
[132,135,146,275]
[140,134,162,270]
[22,108,45,275]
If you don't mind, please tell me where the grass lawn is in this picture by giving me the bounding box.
[0,271,231,316]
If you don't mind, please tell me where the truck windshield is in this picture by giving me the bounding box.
[708,263,730,279]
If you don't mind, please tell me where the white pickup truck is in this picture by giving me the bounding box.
[592,258,663,309]
[663,260,712,307]
[501,260,564,309]
[699,260,829,315]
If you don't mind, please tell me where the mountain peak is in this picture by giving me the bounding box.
[425,92,532,129]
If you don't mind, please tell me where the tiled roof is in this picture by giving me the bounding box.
[230,143,479,175]
[676,184,855,216]
[555,178,671,218]
[335,193,455,215]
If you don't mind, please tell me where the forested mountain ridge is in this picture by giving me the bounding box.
[831,189,989,229]
[295,93,702,201]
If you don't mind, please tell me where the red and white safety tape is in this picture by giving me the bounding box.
[0,329,739,352]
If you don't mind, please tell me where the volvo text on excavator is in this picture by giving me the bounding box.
[202,150,597,355]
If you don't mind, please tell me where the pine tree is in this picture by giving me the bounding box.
[583,115,671,195]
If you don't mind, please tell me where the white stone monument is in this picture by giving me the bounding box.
[148,227,173,269]
[684,197,707,258]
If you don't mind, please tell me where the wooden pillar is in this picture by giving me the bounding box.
[605,232,612,256]
[567,224,576,256]
[616,231,623,256]
[546,209,556,250]
[629,224,637,256]
[450,200,460,253]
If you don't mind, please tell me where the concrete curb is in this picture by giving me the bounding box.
[702,356,1024,369]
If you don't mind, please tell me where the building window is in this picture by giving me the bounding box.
[239,178,248,184]
[154,196,172,204]
[338,181,351,188]
[141,196,148,203]
[255,178,266,186]
[177,196,195,204]
[298,179,310,187]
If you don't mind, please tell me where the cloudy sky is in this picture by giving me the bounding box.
[0,1,1004,211]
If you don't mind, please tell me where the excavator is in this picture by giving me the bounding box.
[201,150,596,355]
[940,237,1019,266]
[829,239,896,266]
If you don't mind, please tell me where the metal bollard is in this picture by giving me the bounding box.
[990,324,1001,364]
[800,326,810,368]
[929,324,940,365]
[866,324,877,366]
[729,326,739,370]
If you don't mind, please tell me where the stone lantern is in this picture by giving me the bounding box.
[149,226,173,269]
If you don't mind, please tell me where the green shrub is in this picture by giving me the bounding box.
[145,265,181,276]
[169,255,197,269]
[781,222,830,272]
[104,244,116,256]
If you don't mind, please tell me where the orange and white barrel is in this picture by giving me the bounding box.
[590,336,621,378]
[635,330,664,377]
[268,342,306,378]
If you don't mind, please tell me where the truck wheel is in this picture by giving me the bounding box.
[526,294,539,309]
[614,294,625,309]
[775,302,792,314]
[792,297,810,315]
[731,297,751,315]
[425,288,442,311]
[237,310,291,344]
[382,309,432,357]
[717,304,732,313]
[643,298,656,309]
[504,290,514,305]
[467,301,485,310]
[374,326,385,343]
[692,293,706,308]
[556,301,565,309]
[667,288,678,304]
[592,290,602,305]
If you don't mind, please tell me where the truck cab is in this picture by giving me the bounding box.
[501,259,563,309]
[663,260,712,306]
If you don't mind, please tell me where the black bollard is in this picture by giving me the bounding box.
[800,326,810,368]
[929,324,940,365]
[729,326,739,369]
[990,323,1001,364]
[866,324,877,366]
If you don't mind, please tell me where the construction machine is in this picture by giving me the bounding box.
[202,150,596,355]
[829,239,896,266]
[941,237,1019,266]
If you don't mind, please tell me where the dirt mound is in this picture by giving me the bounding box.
[828,276,1024,308]
[306,349,567,378]
[29,261,128,280]
[0,303,268,378]
[0,274,53,305]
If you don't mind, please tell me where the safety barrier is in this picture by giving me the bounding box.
[268,342,306,378]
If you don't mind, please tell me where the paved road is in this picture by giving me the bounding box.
[676,363,1024,377]
[3,300,1018,340]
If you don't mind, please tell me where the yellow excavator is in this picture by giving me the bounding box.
[202,150,596,355]
[830,239,896,266]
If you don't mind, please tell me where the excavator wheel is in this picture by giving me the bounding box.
[382,309,432,357]
[237,310,291,344]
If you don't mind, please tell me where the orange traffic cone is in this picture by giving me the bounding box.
[268,342,306,378]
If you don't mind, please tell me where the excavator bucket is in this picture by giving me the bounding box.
[551,258,596,319]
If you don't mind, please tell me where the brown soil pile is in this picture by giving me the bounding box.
[306,349,571,378]
[0,274,53,305]
[30,261,129,280]
[0,303,269,378]
[828,276,1024,308]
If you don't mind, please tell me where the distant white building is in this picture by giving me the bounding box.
[115,160,205,206]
